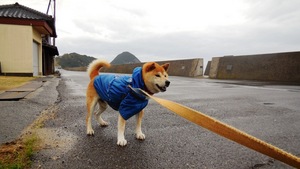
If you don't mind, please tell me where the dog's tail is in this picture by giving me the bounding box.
[87,59,111,79]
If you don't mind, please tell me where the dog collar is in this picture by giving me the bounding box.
[128,85,149,100]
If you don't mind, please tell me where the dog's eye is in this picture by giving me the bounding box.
[155,74,160,77]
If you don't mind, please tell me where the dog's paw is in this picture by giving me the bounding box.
[87,129,94,136]
[136,132,146,140]
[99,121,109,127]
[117,139,127,146]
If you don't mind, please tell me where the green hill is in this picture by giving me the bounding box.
[55,51,141,70]
[55,53,96,68]
[110,52,141,65]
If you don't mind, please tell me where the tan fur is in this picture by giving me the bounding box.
[86,59,170,146]
[87,59,111,80]
[143,62,170,94]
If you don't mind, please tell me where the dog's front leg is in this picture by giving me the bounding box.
[117,114,127,146]
[136,110,145,140]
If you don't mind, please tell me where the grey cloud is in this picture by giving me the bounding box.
[57,0,300,63]
[244,0,300,24]
[57,22,300,64]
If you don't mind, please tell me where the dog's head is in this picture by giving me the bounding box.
[142,62,170,94]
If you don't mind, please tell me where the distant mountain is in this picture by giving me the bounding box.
[111,52,141,65]
[55,53,96,68]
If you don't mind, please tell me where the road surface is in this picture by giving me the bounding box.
[32,69,300,168]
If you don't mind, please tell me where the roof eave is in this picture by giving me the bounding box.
[0,17,56,37]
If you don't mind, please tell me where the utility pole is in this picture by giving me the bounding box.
[53,0,56,46]
[46,0,51,14]
[46,0,56,46]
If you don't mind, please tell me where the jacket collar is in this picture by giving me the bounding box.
[131,67,153,97]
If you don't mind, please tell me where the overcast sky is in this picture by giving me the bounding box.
[2,0,300,65]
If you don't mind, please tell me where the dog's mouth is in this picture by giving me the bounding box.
[156,84,167,92]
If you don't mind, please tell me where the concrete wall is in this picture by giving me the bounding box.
[209,57,220,79]
[208,51,300,83]
[204,61,211,76]
[102,58,203,77]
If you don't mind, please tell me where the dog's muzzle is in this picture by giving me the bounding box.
[156,80,170,92]
[165,80,170,87]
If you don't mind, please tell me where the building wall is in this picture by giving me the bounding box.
[0,24,42,76]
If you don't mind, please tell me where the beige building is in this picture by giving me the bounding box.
[0,3,58,76]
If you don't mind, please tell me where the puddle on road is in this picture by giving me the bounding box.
[263,102,275,105]
[222,85,235,88]
[65,79,86,96]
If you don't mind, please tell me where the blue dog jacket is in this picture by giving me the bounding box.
[93,67,149,120]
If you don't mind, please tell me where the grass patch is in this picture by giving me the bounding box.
[0,76,36,92]
[0,105,58,169]
[0,134,40,169]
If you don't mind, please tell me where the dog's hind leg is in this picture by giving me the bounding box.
[135,110,146,140]
[86,94,99,136]
[95,100,108,126]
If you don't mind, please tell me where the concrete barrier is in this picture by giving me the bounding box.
[208,51,300,83]
[209,57,221,79]
[102,58,203,77]
[204,61,211,76]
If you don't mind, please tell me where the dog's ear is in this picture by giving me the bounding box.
[162,63,169,72]
[146,63,156,72]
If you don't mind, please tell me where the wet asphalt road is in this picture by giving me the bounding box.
[32,70,300,169]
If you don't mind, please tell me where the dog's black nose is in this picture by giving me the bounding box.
[165,80,170,87]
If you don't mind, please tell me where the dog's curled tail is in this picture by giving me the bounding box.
[87,59,111,79]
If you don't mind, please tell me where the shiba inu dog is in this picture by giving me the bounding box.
[86,59,170,146]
